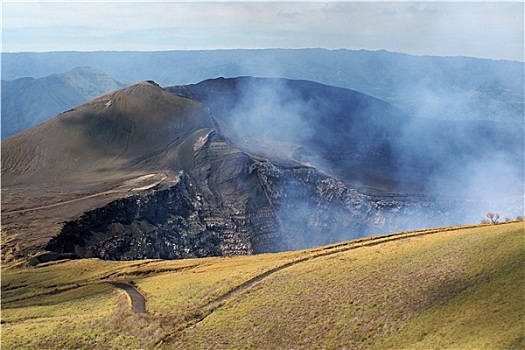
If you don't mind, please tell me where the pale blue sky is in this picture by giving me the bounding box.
[2,1,524,61]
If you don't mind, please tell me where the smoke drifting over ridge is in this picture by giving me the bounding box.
[229,78,315,146]
[392,67,524,215]
[174,75,523,246]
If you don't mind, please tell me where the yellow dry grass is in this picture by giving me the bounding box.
[2,222,523,349]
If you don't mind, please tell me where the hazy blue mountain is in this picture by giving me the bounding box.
[2,49,523,123]
[1,66,126,139]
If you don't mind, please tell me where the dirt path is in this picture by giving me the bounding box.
[194,224,480,318]
[106,224,478,328]
[111,282,148,314]
[4,191,121,215]
[153,225,481,347]
[3,174,168,215]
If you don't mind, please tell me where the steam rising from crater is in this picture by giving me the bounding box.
[204,75,523,247]
[228,79,315,146]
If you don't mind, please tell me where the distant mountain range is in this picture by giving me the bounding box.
[1,67,126,139]
[3,49,523,124]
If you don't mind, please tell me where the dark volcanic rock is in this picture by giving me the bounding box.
[47,172,223,260]
[45,132,280,260]
[44,142,478,260]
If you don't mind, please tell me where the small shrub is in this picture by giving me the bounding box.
[486,212,500,224]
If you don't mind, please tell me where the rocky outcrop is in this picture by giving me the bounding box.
[45,135,472,260]
[45,132,281,260]
[46,172,213,259]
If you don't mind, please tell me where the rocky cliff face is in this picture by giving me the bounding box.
[46,172,225,260]
[45,132,474,260]
[45,131,280,260]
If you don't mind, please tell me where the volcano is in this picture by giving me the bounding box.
[2,77,522,263]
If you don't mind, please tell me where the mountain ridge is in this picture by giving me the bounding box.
[3,49,522,123]
[1,66,126,139]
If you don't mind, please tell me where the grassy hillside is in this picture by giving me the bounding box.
[2,222,523,349]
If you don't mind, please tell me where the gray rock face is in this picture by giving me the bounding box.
[45,131,474,260]
[45,132,280,260]
[47,172,224,260]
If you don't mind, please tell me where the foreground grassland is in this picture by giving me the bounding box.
[2,222,524,349]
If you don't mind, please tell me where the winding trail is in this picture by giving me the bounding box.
[192,224,480,321]
[3,173,168,215]
[107,224,479,321]
[110,282,148,314]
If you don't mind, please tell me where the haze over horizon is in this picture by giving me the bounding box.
[2,1,524,62]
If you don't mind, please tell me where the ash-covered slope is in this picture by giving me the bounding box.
[1,67,126,139]
[2,81,217,258]
[2,78,522,263]
[2,81,213,185]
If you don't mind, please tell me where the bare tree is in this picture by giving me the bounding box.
[486,212,500,224]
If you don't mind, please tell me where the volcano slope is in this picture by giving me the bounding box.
[2,78,522,262]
